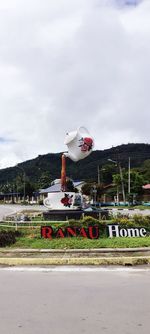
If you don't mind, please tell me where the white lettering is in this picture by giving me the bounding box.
[140,228,147,237]
[108,225,119,238]
[108,225,147,238]
[120,228,128,237]
[127,228,139,238]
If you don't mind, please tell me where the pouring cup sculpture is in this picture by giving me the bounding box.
[44,127,94,210]
[64,126,93,162]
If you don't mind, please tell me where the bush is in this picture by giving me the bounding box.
[112,217,132,225]
[68,219,82,227]
[0,230,21,247]
[68,216,101,228]
[110,214,150,233]
[81,216,100,226]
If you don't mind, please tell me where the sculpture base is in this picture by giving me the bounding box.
[43,209,109,221]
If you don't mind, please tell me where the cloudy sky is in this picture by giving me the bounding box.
[0,0,149,168]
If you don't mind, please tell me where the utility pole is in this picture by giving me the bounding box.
[108,159,126,204]
[93,184,97,208]
[97,166,105,186]
[97,166,100,185]
[128,157,131,194]
[118,162,126,203]
[16,165,26,202]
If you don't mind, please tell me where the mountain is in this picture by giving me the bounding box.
[0,143,150,191]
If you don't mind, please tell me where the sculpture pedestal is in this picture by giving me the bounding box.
[43,209,109,221]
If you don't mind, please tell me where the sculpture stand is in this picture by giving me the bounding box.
[43,126,95,213]
[61,154,67,192]
[43,153,81,211]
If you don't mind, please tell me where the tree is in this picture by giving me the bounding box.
[81,182,93,196]
[66,179,76,192]
[113,170,145,201]
[24,181,36,197]
[125,170,144,195]
[140,159,150,184]
[38,172,51,189]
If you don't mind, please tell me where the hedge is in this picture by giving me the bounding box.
[0,230,21,247]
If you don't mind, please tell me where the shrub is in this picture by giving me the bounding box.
[130,215,150,232]
[80,216,107,237]
[110,214,150,233]
[133,214,144,225]
[0,230,21,247]
[112,217,130,225]
[81,216,100,226]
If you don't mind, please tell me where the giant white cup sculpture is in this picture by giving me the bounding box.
[64,126,94,161]
[44,127,94,210]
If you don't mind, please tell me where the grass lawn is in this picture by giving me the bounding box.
[1,219,150,249]
[9,235,150,249]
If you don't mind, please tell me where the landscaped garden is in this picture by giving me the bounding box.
[1,214,150,249]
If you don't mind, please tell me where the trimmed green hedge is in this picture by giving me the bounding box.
[0,230,21,247]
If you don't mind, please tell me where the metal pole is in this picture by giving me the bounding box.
[98,167,105,186]
[117,186,119,205]
[23,172,26,202]
[97,166,100,185]
[128,157,131,194]
[16,165,26,202]
[119,162,126,203]
[93,185,97,208]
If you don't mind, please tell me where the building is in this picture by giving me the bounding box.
[39,179,85,202]
[142,184,150,202]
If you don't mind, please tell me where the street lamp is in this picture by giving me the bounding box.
[107,159,117,165]
[92,184,97,208]
[108,158,126,204]
[128,157,131,194]
[16,164,26,202]
[97,166,106,186]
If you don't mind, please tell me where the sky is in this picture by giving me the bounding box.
[0,0,149,168]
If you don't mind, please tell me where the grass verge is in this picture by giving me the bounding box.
[9,236,150,249]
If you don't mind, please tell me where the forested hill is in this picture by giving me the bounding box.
[0,143,150,189]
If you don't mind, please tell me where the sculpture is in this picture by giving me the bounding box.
[44,126,94,210]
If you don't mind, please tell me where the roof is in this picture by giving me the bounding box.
[40,181,84,194]
[0,192,21,196]
[142,184,150,190]
[103,183,115,189]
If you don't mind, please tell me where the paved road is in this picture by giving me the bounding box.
[111,207,150,216]
[0,204,150,221]
[0,266,150,334]
[0,204,47,220]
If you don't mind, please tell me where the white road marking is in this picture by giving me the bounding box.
[1,266,150,272]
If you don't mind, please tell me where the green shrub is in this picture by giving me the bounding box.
[110,214,150,233]
[0,230,21,247]
[112,217,130,225]
[81,216,100,226]
[130,215,150,232]
[68,219,82,227]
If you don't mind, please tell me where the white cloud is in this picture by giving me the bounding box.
[0,0,149,168]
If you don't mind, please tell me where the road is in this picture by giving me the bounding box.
[0,204,150,221]
[0,204,47,221]
[0,266,150,334]
[111,207,150,216]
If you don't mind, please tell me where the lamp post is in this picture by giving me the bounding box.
[92,184,97,208]
[128,157,131,194]
[16,165,26,202]
[97,166,106,186]
[108,159,126,204]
